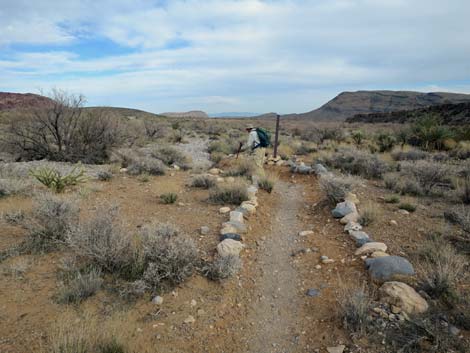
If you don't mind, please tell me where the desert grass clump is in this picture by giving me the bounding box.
[258,173,277,193]
[384,195,400,204]
[319,174,356,205]
[56,268,103,304]
[127,156,165,176]
[160,192,178,204]
[141,226,198,289]
[24,193,79,253]
[97,170,113,181]
[418,237,467,302]
[203,255,242,281]
[337,284,374,335]
[191,175,216,189]
[208,182,249,205]
[358,203,379,226]
[66,206,134,273]
[398,203,417,212]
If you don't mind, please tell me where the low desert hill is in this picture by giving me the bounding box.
[346,102,470,125]
[160,110,209,118]
[0,92,53,110]
[282,90,470,121]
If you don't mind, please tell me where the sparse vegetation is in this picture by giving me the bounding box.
[225,159,255,178]
[30,165,86,193]
[400,160,450,195]
[191,175,216,189]
[97,170,113,181]
[203,255,242,280]
[151,146,190,169]
[398,202,417,212]
[319,174,356,205]
[208,182,249,204]
[160,192,178,204]
[358,202,379,226]
[56,268,103,304]
[258,173,277,193]
[384,194,400,203]
[337,285,373,335]
[127,156,166,176]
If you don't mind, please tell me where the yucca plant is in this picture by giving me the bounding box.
[30,166,86,193]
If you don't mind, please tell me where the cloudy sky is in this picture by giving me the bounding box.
[1,0,470,114]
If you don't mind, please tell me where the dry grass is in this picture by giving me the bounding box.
[258,172,278,193]
[319,174,357,205]
[56,268,103,304]
[203,255,242,281]
[336,283,374,335]
[208,182,249,205]
[191,175,216,189]
[358,202,380,226]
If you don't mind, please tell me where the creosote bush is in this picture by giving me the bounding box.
[319,174,357,205]
[203,255,242,281]
[208,182,249,205]
[400,160,450,195]
[191,175,216,189]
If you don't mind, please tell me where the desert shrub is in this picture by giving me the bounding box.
[210,152,224,164]
[384,195,400,203]
[127,156,165,176]
[137,173,150,182]
[358,203,379,226]
[351,130,364,146]
[191,175,216,189]
[0,178,29,197]
[208,183,249,204]
[458,177,470,204]
[386,310,467,353]
[400,160,450,195]
[409,115,454,151]
[384,174,398,190]
[324,148,389,179]
[418,238,467,302]
[66,206,134,273]
[398,202,417,212]
[151,146,189,169]
[294,142,316,155]
[141,223,180,239]
[97,171,113,181]
[30,166,86,193]
[444,206,470,233]
[5,90,122,164]
[398,177,425,196]
[258,174,276,193]
[24,194,79,252]
[142,228,198,289]
[203,255,242,281]
[319,174,356,205]
[392,149,429,161]
[337,285,373,335]
[225,159,255,178]
[56,268,103,304]
[302,127,344,144]
[208,140,238,155]
[376,132,396,152]
[160,192,177,204]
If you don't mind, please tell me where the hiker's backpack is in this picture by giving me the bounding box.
[256,128,271,148]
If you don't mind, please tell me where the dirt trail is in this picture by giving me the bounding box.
[244,180,307,352]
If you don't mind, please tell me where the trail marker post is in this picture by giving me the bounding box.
[273,113,280,158]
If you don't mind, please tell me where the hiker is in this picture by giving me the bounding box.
[239,124,270,178]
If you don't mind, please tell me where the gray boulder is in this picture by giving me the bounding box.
[332,201,357,218]
[365,256,415,283]
[313,163,328,175]
[355,238,373,247]
[295,165,313,174]
[222,221,247,234]
[220,233,242,241]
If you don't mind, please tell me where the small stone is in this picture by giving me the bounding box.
[355,242,387,256]
[326,345,345,353]
[344,221,362,233]
[320,255,329,261]
[306,288,320,297]
[119,168,128,173]
[152,296,163,305]
[397,209,409,215]
[230,211,244,223]
[322,259,335,264]
[184,315,195,324]
[197,309,205,316]
[240,202,256,214]
[389,220,398,226]
[172,164,180,170]
[299,230,314,236]
[209,168,221,175]
[219,207,231,214]
[190,299,197,307]
[200,226,210,235]
[315,265,322,269]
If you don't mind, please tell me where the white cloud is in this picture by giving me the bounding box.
[1,0,470,113]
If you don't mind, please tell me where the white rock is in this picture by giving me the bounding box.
[216,177,225,183]
[119,168,128,173]
[172,164,180,170]
[184,315,196,324]
[220,225,238,235]
[200,226,210,235]
[298,230,314,237]
[219,207,231,214]
[216,239,244,257]
[398,209,410,215]
[240,202,256,214]
[230,211,244,223]
[355,242,388,256]
[152,296,163,305]
[390,220,398,226]
[209,168,221,175]
[327,345,345,353]
[344,221,362,233]
[340,212,360,225]
[379,281,429,315]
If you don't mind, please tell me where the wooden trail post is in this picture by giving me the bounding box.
[273,113,280,158]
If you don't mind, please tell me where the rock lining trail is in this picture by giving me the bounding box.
[244,180,306,353]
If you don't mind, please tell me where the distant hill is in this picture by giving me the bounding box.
[161,110,209,118]
[346,102,470,125]
[209,112,259,118]
[282,90,470,121]
[0,92,53,111]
